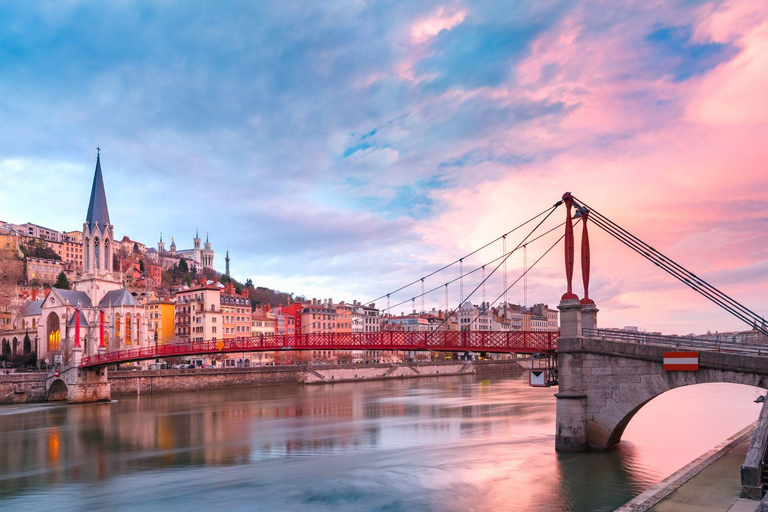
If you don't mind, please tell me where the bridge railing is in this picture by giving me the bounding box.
[583,328,768,356]
[80,330,560,367]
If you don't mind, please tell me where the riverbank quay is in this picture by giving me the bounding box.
[617,424,760,511]
[109,359,525,396]
[0,360,526,403]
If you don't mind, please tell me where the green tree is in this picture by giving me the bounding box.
[20,237,62,261]
[23,331,31,354]
[54,271,71,290]
[139,259,145,272]
[219,273,231,284]
[133,242,139,253]
[178,259,189,274]
[245,278,253,288]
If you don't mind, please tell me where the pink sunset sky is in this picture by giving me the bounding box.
[0,0,766,334]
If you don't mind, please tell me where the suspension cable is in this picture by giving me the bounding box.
[427,201,562,336]
[365,204,562,305]
[382,220,565,312]
[467,229,567,331]
[588,211,765,334]
[572,196,768,336]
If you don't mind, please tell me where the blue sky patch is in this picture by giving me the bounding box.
[645,24,737,82]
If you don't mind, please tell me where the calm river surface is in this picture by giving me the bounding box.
[0,372,762,511]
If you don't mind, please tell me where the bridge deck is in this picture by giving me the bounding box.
[81,330,559,367]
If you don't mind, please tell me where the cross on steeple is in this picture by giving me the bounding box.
[97,146,101,157]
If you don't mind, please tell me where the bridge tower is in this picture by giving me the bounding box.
[555,193,599,451]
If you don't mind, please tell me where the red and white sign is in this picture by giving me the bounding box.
[664,351,699,371]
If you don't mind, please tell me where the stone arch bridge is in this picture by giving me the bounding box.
[555,327,768,452]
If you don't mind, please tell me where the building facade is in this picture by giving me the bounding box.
[147,300,175,344]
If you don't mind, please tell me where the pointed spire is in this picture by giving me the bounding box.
[160,232,163,243]
[196,227,199,239]
[86,151,111,229]
[206,232,209,243]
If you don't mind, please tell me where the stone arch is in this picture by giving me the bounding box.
[47,379,68,401]
[47,312,61,353]
[12,337,18,356]
[1,339,9,358]
[588,368,768,450]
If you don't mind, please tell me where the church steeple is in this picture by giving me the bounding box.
[80,149,116,287]
[86,151,110,229]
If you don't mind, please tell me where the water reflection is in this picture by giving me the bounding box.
[0,374,761,511]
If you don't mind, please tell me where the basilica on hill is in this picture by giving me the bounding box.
[149,228,215,273]
[18,154,149,364]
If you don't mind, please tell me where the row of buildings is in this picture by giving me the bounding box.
[0,154,558,368]
[0,222,217,288]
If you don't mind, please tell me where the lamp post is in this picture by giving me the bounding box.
[34,335,39,370]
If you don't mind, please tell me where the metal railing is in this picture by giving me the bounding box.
[583,328,768,357]
[81,330,560,368]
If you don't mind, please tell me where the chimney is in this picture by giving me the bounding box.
[200,278,206,287]
[242,289,249,298]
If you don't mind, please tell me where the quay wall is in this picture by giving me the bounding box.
[109,360,526,397]
[0,360,526,402]
[0,373,47,404]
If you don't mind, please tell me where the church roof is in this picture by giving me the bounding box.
[86,155,111,229]
[99,289,141,308]
[67,309,89,328]
[52,289,93,308]
[21,300,43,317]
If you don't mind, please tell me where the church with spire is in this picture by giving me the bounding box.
[24,152,149,364]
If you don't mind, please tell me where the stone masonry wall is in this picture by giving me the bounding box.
[0,373,47,404]
[110,360,526,396]
[0,360,526,403]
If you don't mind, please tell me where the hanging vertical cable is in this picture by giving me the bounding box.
[523,244,528,308]
[482,265,486,309]
[421,278,425,314]
[444,284,449,331]
[459,258,464,306]
[502,235,508,305]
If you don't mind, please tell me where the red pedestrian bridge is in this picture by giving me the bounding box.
[80,330,559,368]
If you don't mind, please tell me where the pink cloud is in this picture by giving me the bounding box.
[413,0,768,335]
[411,6,467,45]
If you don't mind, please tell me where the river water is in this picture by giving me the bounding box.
[0,372,762,511]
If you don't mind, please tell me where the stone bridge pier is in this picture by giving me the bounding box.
[45,347,110,403]
[554,300,768,452]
